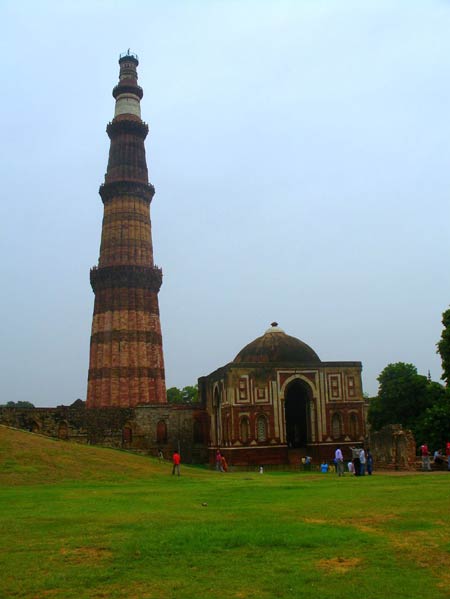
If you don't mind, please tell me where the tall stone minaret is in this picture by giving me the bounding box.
[87,52,166,408]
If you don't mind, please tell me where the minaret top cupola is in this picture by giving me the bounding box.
[113,51,143,118]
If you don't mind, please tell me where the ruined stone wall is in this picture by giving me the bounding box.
[131,404,209,462]
[368,424,416,470]
[0,407,91,443]
[0,404,209,464]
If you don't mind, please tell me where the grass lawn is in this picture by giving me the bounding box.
[1,426,449,599]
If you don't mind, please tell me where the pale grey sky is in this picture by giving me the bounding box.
[1,0,449,406]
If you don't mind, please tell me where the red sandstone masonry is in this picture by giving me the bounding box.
[87,55,166,408]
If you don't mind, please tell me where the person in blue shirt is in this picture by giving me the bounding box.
[320,461,329,473]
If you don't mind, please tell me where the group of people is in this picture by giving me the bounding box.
[167,443,450,477]
[162,448,228,476]
[420,442,450,471]
[332,446,373,476]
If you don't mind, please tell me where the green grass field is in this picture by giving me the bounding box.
[1,426,449,599]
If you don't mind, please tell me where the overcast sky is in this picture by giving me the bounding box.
[1,0,449,407]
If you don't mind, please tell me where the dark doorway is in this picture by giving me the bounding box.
[284,380,310,448]
[156,420,167,444]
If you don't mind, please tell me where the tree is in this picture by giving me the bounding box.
[0,401,35,408]
[166,387,183,404]
[368,362,441,436]
[181,385,198,404]
[437,307,450,385]
[166,385,198,404]
[415,391,450,450]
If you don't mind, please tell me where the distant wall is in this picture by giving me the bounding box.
[0,404,209,464]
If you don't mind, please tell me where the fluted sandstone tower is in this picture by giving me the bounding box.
[87,52,166,408]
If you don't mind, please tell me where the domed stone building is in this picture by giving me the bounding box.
[199,323,365,466]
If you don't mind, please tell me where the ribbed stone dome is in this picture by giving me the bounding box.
[233,323,320,364]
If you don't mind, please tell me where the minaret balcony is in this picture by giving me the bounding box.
[90,264,163,292]
[113,83,143,100]
[106,118,148,139]
[99,181,155,204]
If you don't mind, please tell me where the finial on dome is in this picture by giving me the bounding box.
[265,322,285,334]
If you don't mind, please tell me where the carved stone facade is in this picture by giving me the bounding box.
[199,323,366,466]
[87,53,165,408]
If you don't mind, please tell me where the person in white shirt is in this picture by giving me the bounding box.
[359,448,366,476]
[335,447,344,476]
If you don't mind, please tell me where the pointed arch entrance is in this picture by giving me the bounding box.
[284,379,312,448]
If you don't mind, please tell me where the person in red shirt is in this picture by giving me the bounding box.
[420,444,431,471]
[172,451,181,476]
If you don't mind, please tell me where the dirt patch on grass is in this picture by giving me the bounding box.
[60,546,112,564]
[335,513,398,534]
[303,517,327,525]
[91,581,167,599]
[386,527,450,589]
[356,513,398,533]
[317,557,361,573]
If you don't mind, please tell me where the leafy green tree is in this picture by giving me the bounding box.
[0,401,35,408]
[181,385,198,404]
[166,387,183,404]
[166,385,198,404]
[368,362,439,434]
[437,307,450,386]
[415,390,450,449]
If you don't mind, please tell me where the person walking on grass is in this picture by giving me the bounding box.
[335,446,344,476]
[215,449,223,472]
[172,450,181,476]
[421,443,431,471]
[446,442,450,471]
[221,454,228,472]
[359,447,366,476]
[352,446,361,476]
[366,449,373,475]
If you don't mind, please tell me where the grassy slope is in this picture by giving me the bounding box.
[1,426,450,599]
[0,425,204,485]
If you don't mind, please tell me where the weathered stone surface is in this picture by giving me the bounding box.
[0,404,209,464]
[368,424,416,470]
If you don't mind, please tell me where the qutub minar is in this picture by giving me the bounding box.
[87,51,166,408]
[0,53,383,468]
[85,52,366,463]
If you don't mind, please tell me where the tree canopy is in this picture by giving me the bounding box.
[437,306,450,386]
[368,362,449,448]
[0,401,35,408]
[166,385,198,404]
